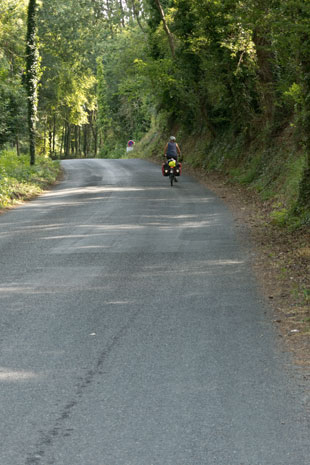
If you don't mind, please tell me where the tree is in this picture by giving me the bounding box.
[97,59,112,145]
[0,0,28,153]
[153,0,175,58]
[26,0,39,165]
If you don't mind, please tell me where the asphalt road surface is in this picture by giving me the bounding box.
[0,159,309,465]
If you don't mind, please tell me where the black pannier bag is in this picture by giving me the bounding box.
[175,162,182,176]
[162,162,169,176]
[162,161,182,176]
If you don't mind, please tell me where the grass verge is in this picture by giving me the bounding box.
[0,150,60,209]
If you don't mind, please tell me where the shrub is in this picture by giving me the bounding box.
[0,150,60,208]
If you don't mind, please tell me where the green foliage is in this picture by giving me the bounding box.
[97,59,112,139]
[0,150,59,207]
[0,72,27,147]
[270,208,290,226]
[2,0,310,221]
[96,26,154,152]
[0,0,28,150]
[99,143,128,159]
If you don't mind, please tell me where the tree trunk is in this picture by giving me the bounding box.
[52,114,56,156]
[83,125,88,157]
[63,125,67,157]
[119,0,125,27]
[66,124,71,157]
[89,111,98,157]
[74,126,78,157]
[60,127,64,157]
[78,126,81,157]
[106,0,114,36]
[49,130,52,156]
[16,136,20,156]
[252,29,275,122]
[64,123,71,157]
[43,130,46,155]
[26,0,39,165]
[92,126,97,157]
[129,0,145,32]
[154,0,175,59]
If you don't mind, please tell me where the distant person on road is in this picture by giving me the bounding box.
[164,136,181,161]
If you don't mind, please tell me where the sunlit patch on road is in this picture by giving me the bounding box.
[0,368,40,381]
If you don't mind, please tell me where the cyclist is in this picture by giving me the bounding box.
[164,136,181,161]
[163,136,182,182]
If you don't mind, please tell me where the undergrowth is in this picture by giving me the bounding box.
[0,150,60,208]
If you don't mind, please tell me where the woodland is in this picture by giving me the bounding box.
[1,0,310,223]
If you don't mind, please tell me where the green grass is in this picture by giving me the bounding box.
[0,150,60,208]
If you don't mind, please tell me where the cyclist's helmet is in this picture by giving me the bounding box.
[170,136,176,141]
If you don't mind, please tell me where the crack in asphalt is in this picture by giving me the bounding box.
[25,309,141,465]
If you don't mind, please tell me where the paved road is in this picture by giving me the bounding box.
[0,159,309,465]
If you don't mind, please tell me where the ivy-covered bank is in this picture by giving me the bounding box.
[0,151,60,209]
